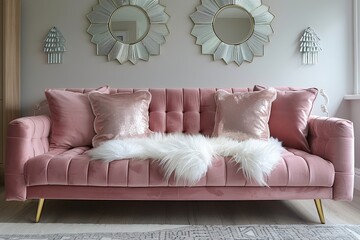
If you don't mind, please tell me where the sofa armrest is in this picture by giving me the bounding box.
[5,115,51,201]
[308,116,354,201]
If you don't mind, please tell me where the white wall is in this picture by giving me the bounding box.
[21,0,353,120]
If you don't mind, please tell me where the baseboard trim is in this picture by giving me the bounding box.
[355,168,360,191]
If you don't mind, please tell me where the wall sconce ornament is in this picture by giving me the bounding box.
[300,27,321,65]
[44,27,66,64]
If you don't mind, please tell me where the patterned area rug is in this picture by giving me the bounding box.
[1,225,360,240]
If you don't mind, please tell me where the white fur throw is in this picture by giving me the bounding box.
[87,133,283,186]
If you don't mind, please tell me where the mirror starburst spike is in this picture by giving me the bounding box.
[87,0,169,64]
[190,0,274,66]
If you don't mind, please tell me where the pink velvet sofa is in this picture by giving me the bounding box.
[4,88,354,223]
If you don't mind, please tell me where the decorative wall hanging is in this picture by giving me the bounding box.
[190,0,274,66]
[44,27,66,64]
[300,27,321,65]
[87,0,169,65]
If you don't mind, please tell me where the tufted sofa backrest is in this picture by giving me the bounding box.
[63,88,252,136]
[112,88,253,136]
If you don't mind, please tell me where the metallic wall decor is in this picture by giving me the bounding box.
[44,27,66,64]
[87,0,170,64]
[190,0,274,66]
[300,27,321,65]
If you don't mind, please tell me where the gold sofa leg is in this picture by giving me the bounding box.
[314,199,325,224]
[35,199,45,223]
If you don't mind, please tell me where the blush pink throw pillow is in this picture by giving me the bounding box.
[45,86,109,149]
[254,85,318,152]
[88,91,152,147]
[212,88,277,140]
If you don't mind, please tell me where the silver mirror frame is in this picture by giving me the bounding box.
[190,0,274,66]
[87,0,170,64]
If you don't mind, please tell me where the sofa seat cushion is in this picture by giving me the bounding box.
[25,147,335,188]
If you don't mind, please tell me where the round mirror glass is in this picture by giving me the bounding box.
[213,6,254,45]
[109,6,150,44]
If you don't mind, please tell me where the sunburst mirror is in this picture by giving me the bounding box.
[87,0,170,64]
[190,0,274,66]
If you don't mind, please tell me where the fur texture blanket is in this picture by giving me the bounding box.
[87,133,283,186]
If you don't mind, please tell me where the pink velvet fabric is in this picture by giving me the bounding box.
[26,186,333,201]
[105,88,252,135]
[24,147,334,188]
[45,86,109,149]
[308,116,354,201]
[5,115,51,201]
[254,86,318,152]
[4,88,354,203]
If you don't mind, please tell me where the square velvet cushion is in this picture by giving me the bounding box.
[212,88,277,140]
[254,85,318,152]
[45,86,109,149]
[88,91,152,147]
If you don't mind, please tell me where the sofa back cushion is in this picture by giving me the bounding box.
[45,87,109,149]
[89,91,152,147]
[46,87,316,152]
[48,88,253,149]
[105,88,252,136]
[212,89,277,140]
[254,85,318,152]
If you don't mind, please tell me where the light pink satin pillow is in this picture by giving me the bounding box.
[254,85,318,152]
[89,91,152,147]
[212,89,277,140]
[45,86,109,149]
